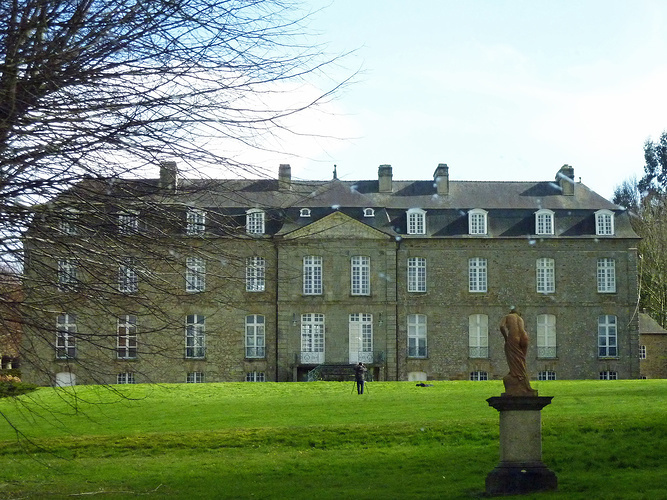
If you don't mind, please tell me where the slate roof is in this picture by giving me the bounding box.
[639,313,667,335]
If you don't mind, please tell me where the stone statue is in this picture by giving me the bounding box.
[499,308,537,397]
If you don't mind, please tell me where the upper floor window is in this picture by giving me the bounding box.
[468,314,489,358]
[186,256,206,292]
[245,315,266,358]
[639,345,647,360]
[597,258,616,293]
[186,208,206,235]
[303,256,323,295]
[468,257,487,293]
[536,314,557,358]
[246,209,265,235]
[58,259,79,290]
[118,258,138,293]
[595,210,614,236]
[536,257,555,294]
[299,208,311,218]
[118,211,138,235]
[60,209,79,235]
[407,314,427,358]
[407,257,426,293]
[117,315,137,359]
[407,208,426,235]
[246,256,266,292]
[351,256,370,295]
[468,209,488,235]
[56,313,77,359]
[598,315,617,358]
[185,314,206,358]
[535,209,554,235]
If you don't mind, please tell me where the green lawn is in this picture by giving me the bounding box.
[0,380,665,499]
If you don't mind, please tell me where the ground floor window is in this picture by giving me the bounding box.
[469,371,488,381]
[246,371,265,382]
[538,370,556,381]
[599,370,618,380]
[187,372,205,383]
[117,372,135,384]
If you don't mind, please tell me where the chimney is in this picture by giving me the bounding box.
[556,164,575,196]
[433,163,449,196]
[159,161,178,192]
[378,164,393,193]
[279,164,291,191]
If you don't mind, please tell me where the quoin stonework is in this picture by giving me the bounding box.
[21,163,641,385]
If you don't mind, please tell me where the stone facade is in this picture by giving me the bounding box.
[639,313,667,379]
[20,163,641,385]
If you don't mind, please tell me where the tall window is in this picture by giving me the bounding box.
[595,210,614,236]
[118,258,138,293]
[60,210,79,235]
[468,209,488,235]
[186,257,206,292]
[58,259,79,290]
[536,314,557,358]
[118,212,138,234]
[535,209,554,235]
[246,209,265,234]
[117,372,135,384]
[639,345,647,360]
[185,314,205,358]
[598,315,617,357]
[407,314,427,358]
[407,257,426,292]
[246,257,266,292]
[187,372,205,383]
[536,258,555,294]
[303,256,323,295]
[186,208,206,235]
[599,370,618,380]
[538,370,556,381]
[407,208,426,235]
[468,257,487,293]
[301,313,325,363]
[349,313,373,363]
[597,258,616,293]
[117,315,137,359]
[351,256,370,295]
[470,371,488,381]
[56,313,77,359]
[468,314,489,358]
[246,371,266,382]
[245,315,265,358]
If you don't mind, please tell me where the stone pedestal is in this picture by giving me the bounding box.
[485,396,558,496]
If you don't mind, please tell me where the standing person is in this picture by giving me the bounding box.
[354,362,367,394]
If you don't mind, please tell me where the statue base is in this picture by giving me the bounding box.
[485,396,557,496]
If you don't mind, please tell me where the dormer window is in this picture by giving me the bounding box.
[246,209,265,235]
[468,209,488,235]
[364,208,375,218]
[60,209,79,235]
[595,210,614,236]
[407,208,426,235]
[186,208,206,235]
[535,209,554,235]
[299,208,311,218]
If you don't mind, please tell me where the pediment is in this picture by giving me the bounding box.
[283,211,391,240]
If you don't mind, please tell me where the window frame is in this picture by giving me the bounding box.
[406,208,426,235]
[117,372,135,384]
[186,208,206,235]
[407,257,426,293]
[538,370,556,381]
[470,371,488,381]
[535,209,555,235]
[245,314,266,358]
[118,211,139,235]
[185,314,206,359]
[58,259,79,291]
[301,313,325,356]
[117,315,137,360]
[468,209,488,235]
[118,258,138,293]
[595,210,615,236]
[187,372,205,383]
[60,209,79,235]
[468,314,489,358]
[185,256,206,292]
[299,208,311,218]
[351,255,370,296]
[536,314,557,358]
[599,370,618,380]
[639,344,647,360]
[56,313,77,359]
[363,208,375,218]
[468,257,487,293]
[246,371,266,382]
[245,256,266,292]
[303,256,323,295]
[536,257,555,294]
[407,314,427,358]
[597,258,616,293]
[246,209,265,235]
[598,314,618,358]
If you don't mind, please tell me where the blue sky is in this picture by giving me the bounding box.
[244,1,667,200]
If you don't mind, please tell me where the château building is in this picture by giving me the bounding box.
[21,162,641,385]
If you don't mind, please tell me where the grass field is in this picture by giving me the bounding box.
[0,380,665,499]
